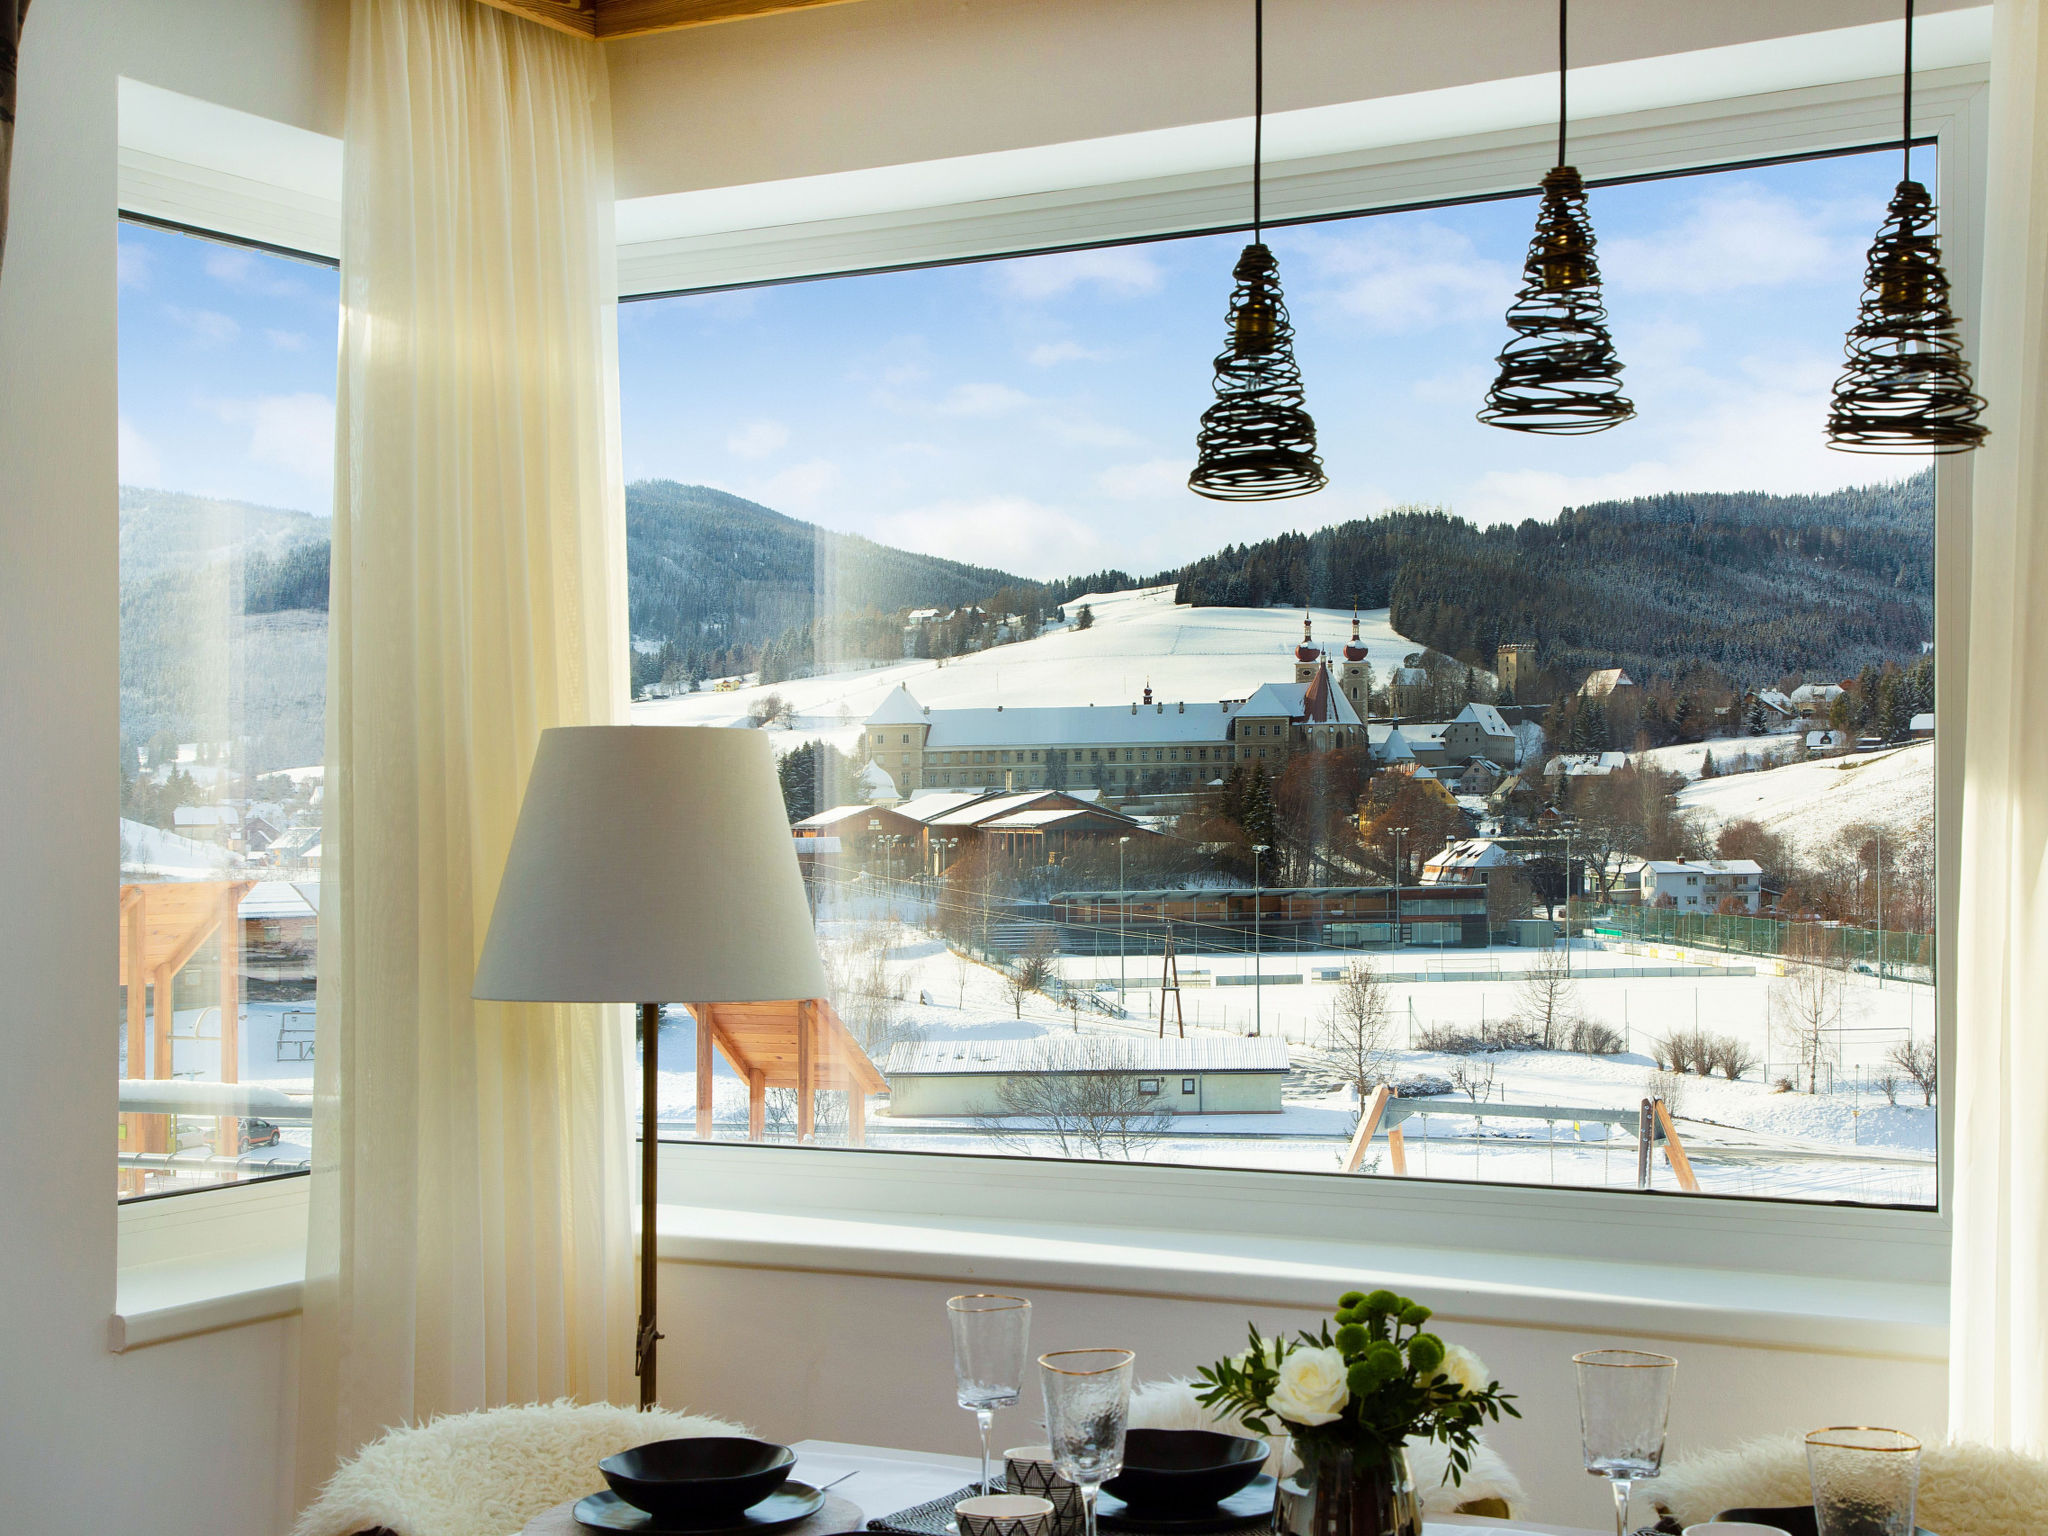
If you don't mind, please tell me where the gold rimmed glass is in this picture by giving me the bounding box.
[949,1294,1033,1497]
[1806,1427,1921,1536]
[1574,1349,1677,1536]
[1040,1349,1137,1536]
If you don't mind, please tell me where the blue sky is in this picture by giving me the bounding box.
[118,146,1929,580]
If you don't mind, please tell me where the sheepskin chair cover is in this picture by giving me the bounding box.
[1126,1378,1524,1518]
[1652,1436,2048,1536]
[292,1399,750,1536]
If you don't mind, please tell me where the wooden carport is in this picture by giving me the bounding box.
[118,879,257,1176]
[686,997,888,1144]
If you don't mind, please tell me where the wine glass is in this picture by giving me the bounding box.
[1040,1348,1136,1536]
[1574,1349,1677,1536]
[948,1294,1033,1496]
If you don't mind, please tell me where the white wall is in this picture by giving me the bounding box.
[0,3,340,1533]
[658,1259,1944,1528]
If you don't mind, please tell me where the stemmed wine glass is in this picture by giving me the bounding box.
[1574,1349,1677,1536]
[1040,1348,1136,1536]
[948,1294,1033,1496]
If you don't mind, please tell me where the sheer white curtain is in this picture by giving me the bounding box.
[1950,0,2048,1457]
[296,0,635,1501]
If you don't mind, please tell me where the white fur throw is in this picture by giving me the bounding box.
[1652,1436,2048,1536]
[1126,1378,1524,1517]
[292,1398,750,1536]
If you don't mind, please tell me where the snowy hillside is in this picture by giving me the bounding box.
[1676,740,1934,854]
[631,585,1424,760]
[1633,734,1803,782]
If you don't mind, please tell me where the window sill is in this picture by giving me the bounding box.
[651,1202,1948,1362]
[112,1246,305,1351]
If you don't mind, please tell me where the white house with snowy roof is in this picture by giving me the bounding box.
[858,616,1374,798]
[1639,858,1764,912]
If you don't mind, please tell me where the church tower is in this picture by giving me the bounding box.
[1496,642,1535,699]
[1293,608,1324,685]
[1340,610,1371,715]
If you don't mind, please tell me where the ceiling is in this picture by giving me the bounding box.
[477,0,870,40]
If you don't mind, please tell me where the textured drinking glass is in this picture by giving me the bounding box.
[1806,1427,1921,1536]
[1040,1349,1136,1536]
[949,1294,1033,1497]
[1575,1349,1677,1536]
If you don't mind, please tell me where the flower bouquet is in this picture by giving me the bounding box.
[1195,1289,1517,1536]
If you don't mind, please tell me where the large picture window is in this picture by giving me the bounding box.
[619,144,1942,1211]
[115,219,337,1199]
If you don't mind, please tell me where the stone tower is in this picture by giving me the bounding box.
[1293,608,1324,686]
[1496,642,1536,699]
[1340,610,1371,715]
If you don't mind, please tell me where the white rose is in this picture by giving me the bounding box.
[1269,1345,1351,1427]
[1233,1335,1277,1371]
[1431,1343,1489,1395]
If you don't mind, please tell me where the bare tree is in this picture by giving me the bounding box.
[1006,934,1058,1018]
[952,948,973,1010]
[1646,1068,1689,1119]
[1874,1073,1901,1106]
[747,691,795,728]
[1886,1036,1937,1105]
[1321,960,1397,1108]
[1450,1056,1497,1103]
[1513,947,1581,1049]
[1770,960,1847,1094]
[1709,1035,1760,1081]
[1486,867,1538,929]
[975,1037,1173,1160]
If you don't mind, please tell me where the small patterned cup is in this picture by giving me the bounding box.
[956,1494,1055,1536]
[1005,1446,1085,1536]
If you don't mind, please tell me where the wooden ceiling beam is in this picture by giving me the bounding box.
[472,0,870,41]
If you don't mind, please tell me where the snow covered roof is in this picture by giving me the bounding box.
[1545,751,1628,776]
[1789,682,1845,708]
[924,699,1239,747]
[1579,668,1636,696]
[866,685,931,726]
[884,1035,1290,1077]
[857,759,898,799]
[981,807,1143,831]
[924,791,1089,828]
[1367,724,1415,762]
[793,803,913,830]
[239,880,319,918]
[1756,689,1796,715]
[1911,712,1934,732]
[1238,674,1364,727]
[1424,838,1523,874]
[1642,859,1762,877]
[1807,729,1849,748]
[1455,702,1514,737]
[1400,723,1449,743]
[896,790,999,823]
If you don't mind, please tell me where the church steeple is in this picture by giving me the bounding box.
[1339,602,1370,711]
[1293,604,1323,684]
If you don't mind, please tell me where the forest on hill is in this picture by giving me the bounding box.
[1170,472,1933,688]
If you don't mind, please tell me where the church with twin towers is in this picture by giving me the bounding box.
[859,613,1378,800]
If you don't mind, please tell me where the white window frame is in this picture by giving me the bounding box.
[641,60,1981,1297]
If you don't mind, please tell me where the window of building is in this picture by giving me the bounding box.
[1183,1079,1197,1095]
[115,220,339,1200]
[619,141,1943,1214]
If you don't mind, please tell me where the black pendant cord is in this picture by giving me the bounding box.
[1902,0,1914,183]
[1558,0,1568,169]
[1253,0,1264,242]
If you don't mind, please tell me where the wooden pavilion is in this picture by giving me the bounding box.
[685,997,887,1144]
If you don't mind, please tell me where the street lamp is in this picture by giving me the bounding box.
[1389,826,1408,953]
[1118,835,1131,1000]
[1250,843,1266,1034]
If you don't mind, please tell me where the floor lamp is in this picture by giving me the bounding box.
[473,726,828,1408]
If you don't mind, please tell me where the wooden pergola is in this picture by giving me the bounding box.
[118,880,256,1171]
[686,998,887,1144]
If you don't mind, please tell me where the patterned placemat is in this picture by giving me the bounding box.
[867,1482,1276,1536]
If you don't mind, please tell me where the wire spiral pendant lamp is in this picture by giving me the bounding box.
[1825,0,1987,454]
[1478,0,1634,435]
[1189,0,1326,501]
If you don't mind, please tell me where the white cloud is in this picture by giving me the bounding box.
[167,306,241,347]
[1602,185,1860,295]
[933,382,1032,418]
[203,247,305,297]
[726,419,790,459]
[118,415,162,485]
[999,247,1163,301]
[1294,221,1517,333]
[1096,458,1188,500]
[266,328,309,352]
[117,240,152,290]
[206,392,335,480]
[875,496,1107,577]
[752,459,840,515]
[1026,340,1110,367]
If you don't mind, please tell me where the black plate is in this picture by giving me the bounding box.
[576,1482,827,1534]
[1096,1475,1276,1535]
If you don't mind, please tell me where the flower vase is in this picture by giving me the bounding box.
[1276,1444,1419,1536]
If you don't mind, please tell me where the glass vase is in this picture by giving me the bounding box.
[1276,1444,1419,1536]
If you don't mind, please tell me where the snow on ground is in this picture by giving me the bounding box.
[645,909,1936,1205]
[629,586,1423,762]
[1633,734,1803,782]
[1674,740,1933,854]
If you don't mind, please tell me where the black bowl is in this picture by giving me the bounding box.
[599,1436,796,1522]
[1103,1430,1267,1512]
[1718,1508,1939,1536]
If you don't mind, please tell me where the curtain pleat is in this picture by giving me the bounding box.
[1949,0,2048,1456]
[296,0,635,1507]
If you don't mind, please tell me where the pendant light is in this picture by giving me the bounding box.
[1825,0,1987,454]
[1478,0,1634,435]
[1189,0,1327,501]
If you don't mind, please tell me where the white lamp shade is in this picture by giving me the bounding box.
[474,726,829,1004]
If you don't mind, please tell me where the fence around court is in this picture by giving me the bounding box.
[1573,902,1935,977]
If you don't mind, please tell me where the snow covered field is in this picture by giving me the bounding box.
[631,586,1422,762]
[648,914,1937,1207]
[1675,740,1933,855]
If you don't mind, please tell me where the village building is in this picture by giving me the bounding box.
[1579,667,1637,698]
[1396,702,1518,768]
[1639,858,1764,912]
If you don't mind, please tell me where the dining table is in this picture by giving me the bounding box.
[520,1440,1605,1536]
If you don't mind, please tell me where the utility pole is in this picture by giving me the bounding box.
[1253,843,1270,1038]
[1118,835,1130,1001]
